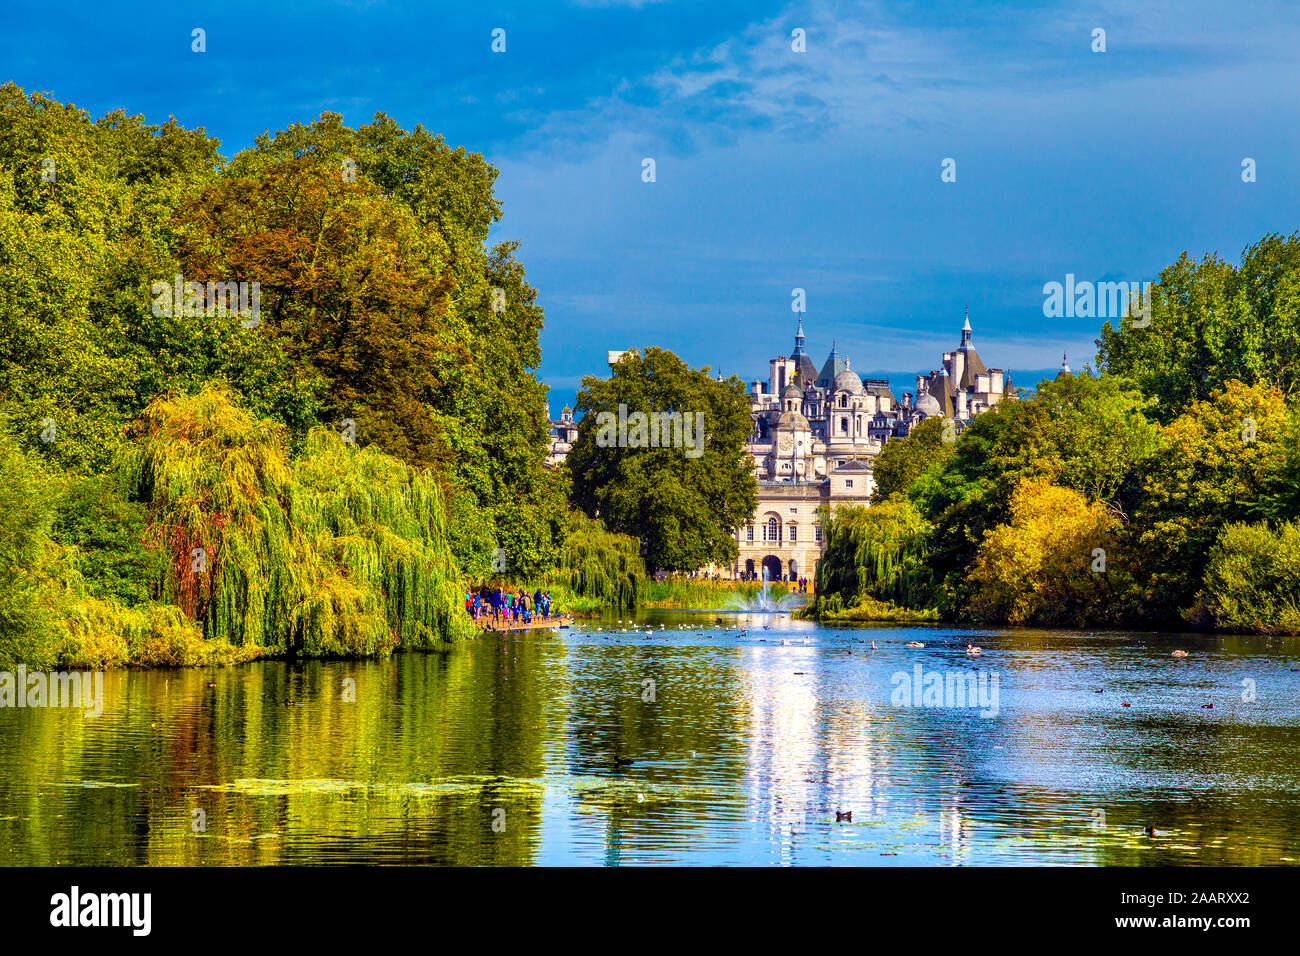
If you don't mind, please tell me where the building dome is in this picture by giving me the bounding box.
[782,382,803,401]
[775,410,811,431]
[915,392,941,416]
[832,368,863,394]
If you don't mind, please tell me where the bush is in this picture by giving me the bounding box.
[51,598,262,668]
[966,478,1128,626]
[0,426,57,667]
[543,510,644,609]
[52,474,163,607]
[1196,520,1300,633]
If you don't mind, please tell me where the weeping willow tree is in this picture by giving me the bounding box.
[814,501,935,613]
[545,510,645,609]
[124,384,474,657]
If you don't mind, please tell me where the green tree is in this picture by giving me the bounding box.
[0,82,317,474]
[911,372,1157,614]
[567,348,757,573]
[814,500,933,611]
[1195,520,1300,633]
[1098,232,1300,422]
[1132,379,1290,621]
[870,416,955,503]
[0,425,56,666]
[183,112,562,574]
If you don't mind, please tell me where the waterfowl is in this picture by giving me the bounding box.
[613,755,635,768]
[1171,649,1189,658]
[966,644,982,656]
[871,641,878,650]
[906,641,925,648]
[1144,825,1156,837]
[1121,701,1131,707]
[1202,703,1214,709]
[836,810,853,822]
[781,639,791,646]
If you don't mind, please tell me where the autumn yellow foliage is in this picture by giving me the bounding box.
[967,477,1124,625]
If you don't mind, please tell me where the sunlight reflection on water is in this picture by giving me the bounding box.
[2,609,1298,865]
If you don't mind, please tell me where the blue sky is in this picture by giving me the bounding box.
[4,0,1298,411]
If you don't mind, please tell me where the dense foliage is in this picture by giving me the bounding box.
[814,232,1300,632]
[1097,232,1300,422]
[543,510,645,610]
[0,86,567,664]
[567,347,757,573]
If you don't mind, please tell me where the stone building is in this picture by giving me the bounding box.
[728,312,1013,582]
[545,406,578,468]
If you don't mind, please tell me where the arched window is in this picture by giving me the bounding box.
[839,395,847,408]
[840,417,848,434]
[767,517,780,542]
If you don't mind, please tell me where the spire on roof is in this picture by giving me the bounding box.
[815,341,846,388]
[1056,351,1072,379]
[960,307,973,347]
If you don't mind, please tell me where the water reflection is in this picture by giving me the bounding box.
[1,611,1298,865]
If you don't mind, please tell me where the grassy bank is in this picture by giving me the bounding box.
[799,594,939,624]
[641,579,787,609]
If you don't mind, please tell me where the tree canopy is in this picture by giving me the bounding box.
[567,347,757,573]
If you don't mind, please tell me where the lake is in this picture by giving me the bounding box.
[2,609,1298,865]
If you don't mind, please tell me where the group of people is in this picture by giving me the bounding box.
[465,586,555,626]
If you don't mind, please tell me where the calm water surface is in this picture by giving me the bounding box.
[2,610,1298,865]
